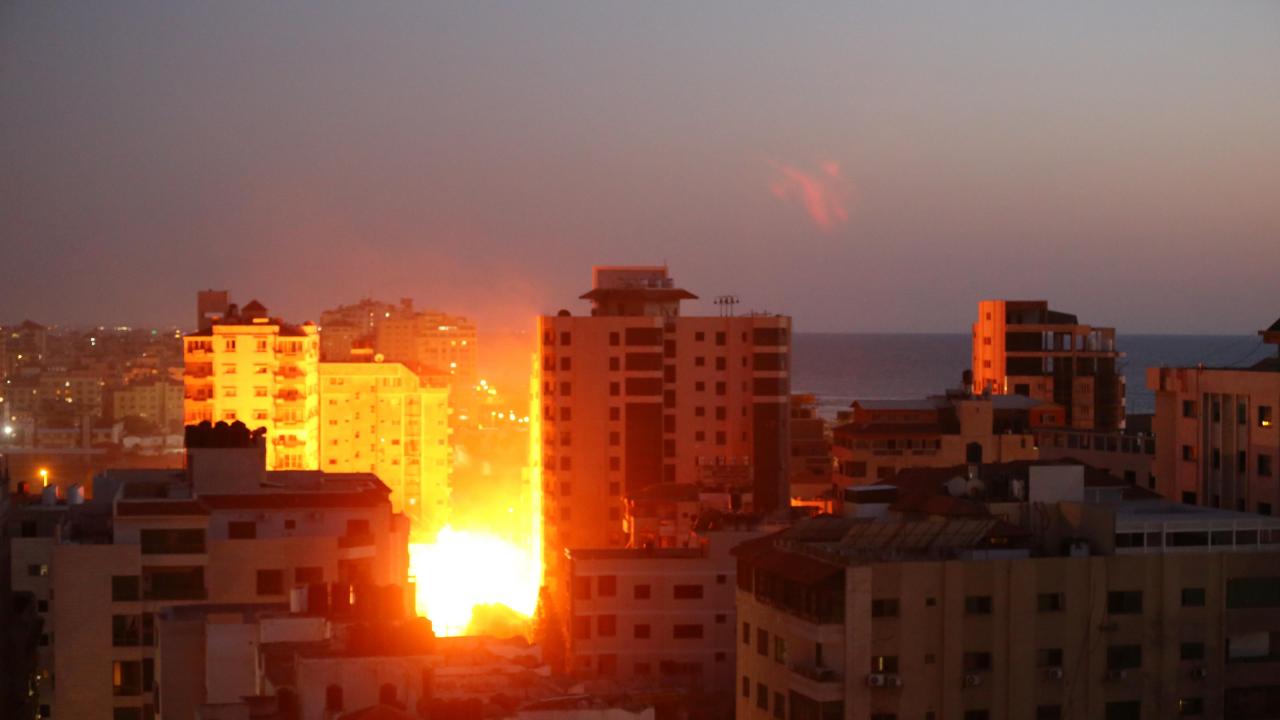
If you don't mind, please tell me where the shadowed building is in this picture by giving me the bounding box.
[1147,317,1280,516]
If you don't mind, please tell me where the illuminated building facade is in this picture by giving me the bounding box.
[537,266,791,579]
[1147,319,1280,516]
[182,300,320,470]
[319,361,452,537]
[972,300,1125,431]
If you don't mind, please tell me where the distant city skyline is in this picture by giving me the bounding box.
[3,1,1279,333]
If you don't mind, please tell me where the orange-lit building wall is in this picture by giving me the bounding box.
[183,321,320,470]
[318,361,452,538]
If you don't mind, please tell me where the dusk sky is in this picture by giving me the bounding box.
[3,1,1278,333]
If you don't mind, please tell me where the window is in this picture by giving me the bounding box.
[1105,701,1141,720]
[1182,400,1196,418]
[871,598,899,618]
[963,651,992,672]
[757,628,769,656]
[1107,590,1142,614]
[673,624,703,639]
[773,692,786,719]
[1259,406,1273,428]
[326,684,344,711]
[634,623,651,639]
[741,676,750,698]
[598,615,616,637]
[113,615,140,646]
[774,637,787,664]
[228,521,256,539]
[964,712,989,720]
[598,575,616,597]
[256,569,284,595]
[113,710,142,720]
[113,660,142,696]
[1181,587,1206,607]
[1226,577,1280,609]
[112,575,141,601]
[1037,648,1063,667]
[633,584,650,600]
[609,332,619,347]
[572,616,591,639]
[1182,445,1195,462]
[1037,592,1064,612]
[756,682,768,710]
[1178,698,1203,716]
[1180,641,1205,660]
[1107,644,1142,670]
[870,655,898,673]
[964,595,992,614]
[673,584,703,600]
[1259,454,1274,477]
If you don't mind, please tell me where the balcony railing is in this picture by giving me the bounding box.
[791,663,842,683]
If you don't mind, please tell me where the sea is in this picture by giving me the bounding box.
[791,333,1274,420]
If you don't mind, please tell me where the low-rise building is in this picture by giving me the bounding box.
[736,463,1280,720]
[832,392,1056,487]
[28,422,410,720]
[565,514,772,719]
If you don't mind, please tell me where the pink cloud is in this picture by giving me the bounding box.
[769,160,852,231]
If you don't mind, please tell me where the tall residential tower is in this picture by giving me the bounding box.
[536,266,791,575]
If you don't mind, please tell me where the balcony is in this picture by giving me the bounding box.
[791,663,841,683]
[338,532,375,549]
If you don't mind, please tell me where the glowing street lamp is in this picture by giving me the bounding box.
[39,468,49,487]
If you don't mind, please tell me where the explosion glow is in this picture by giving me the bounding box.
[409,525,540,636]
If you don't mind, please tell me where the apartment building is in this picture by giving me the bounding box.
[736,466,1280,720]
[564,517,770,718]
[1036,415,1156,489]
[31,423,409,720]
[972,300,1125,431]
[183,300,321,470]
[1147,319,1280,516]
[790,395,832,499]
[111,379,184,430]
[832,393,1056,487]
[537,266,791,580]
[319,361,452,538]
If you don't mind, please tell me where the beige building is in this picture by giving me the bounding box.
[564,520,769,717]
[183,300,321,470]
[537,266,791,583]
[1147,320,1280,515]
[736,466,1280,720]
[832,393,1056,486]
[973,300,1125,431]
[111,378,184,429]
[319,361,452,538]
[38,424,409,720]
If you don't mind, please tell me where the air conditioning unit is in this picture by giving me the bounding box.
[1191,667,1209,679]
[866,673,887,687]
[885,674,903,688]
[963,674,982,688]
[1043,667,1064,681]
[1105,669,1128,681]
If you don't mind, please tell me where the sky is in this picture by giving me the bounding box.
[2,1,1278,334]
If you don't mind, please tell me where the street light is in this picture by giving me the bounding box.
[39,468,49,487]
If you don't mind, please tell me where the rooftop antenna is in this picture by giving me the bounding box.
[714,295,739,318]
